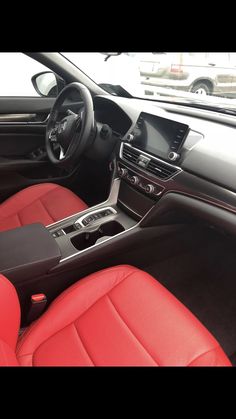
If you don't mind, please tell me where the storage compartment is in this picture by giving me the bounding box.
[71,220,125,251]
[118,180,155,219]
[0,223,61,283]
[63,224,77,234]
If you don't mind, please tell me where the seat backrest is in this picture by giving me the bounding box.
[0,274,20,366]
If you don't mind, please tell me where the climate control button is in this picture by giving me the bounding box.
[130,175,139,185]
[145,184,155,194]
[118,167,128,178]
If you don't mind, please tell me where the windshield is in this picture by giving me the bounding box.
[62,53,236,112]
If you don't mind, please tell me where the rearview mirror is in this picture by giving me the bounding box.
[31,71,65,97]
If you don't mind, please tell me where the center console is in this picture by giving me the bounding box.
[113,111,190,220]
[47,200,136,262]
[44,121,186,269]
[115,142,181,221]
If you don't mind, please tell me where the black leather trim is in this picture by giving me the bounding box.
[0,223,61,283]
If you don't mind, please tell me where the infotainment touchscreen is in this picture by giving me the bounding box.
[132,112,189,160]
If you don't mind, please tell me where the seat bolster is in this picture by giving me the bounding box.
[0,274,20,349]
[0,340,19,366]
[0,183,59,221]
[0,183,88,232]
[0,274,20,366]
[188,345,231,366]
[16,265,137,364]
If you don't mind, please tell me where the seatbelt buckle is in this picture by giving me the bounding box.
[27,293,47,324]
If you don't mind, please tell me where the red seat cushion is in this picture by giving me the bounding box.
[0,274,20,366]
[0,183,88,232]
[16,265,231,366]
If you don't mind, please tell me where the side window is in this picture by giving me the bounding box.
[0,53,52,96]
[207,53,231,67]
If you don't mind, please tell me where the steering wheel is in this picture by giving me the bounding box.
[46,82,94,167]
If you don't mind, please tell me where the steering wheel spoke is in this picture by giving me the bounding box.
[59,146,65,160]
[67,109,78,117]
[49,129,58,142]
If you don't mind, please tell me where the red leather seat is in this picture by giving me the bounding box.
[0,183,88,232]
[0,265,231,366]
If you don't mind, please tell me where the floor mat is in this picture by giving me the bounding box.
[144,236,236,360]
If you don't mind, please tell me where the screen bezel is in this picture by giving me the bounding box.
[132,112,189,160]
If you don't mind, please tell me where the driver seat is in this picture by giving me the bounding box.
[0,183,88,233]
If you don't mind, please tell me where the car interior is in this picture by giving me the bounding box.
[1,52,236,366]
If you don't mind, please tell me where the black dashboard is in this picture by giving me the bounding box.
[94,98,132,136]
[93,94,236,229]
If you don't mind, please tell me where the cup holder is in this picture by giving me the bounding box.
[71,220,125,251]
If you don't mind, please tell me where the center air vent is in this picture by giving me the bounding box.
[146,159,179,179]
[122,144,140,164]
[121,143,180,180]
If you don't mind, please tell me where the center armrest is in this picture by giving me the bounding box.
[0,223,61,283]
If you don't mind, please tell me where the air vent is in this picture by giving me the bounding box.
[121,143,180,180]
[146,159,179,179]
[122,144,140,164]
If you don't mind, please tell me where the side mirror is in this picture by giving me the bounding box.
[31,71,65,97]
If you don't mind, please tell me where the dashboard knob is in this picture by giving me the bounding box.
[118,167,128,178]
[168,151,180,162]
[100,124,111,139]
[145,184,155,194]
[130,175,139,185]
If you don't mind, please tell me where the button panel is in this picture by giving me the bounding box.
[52,229,66,238]
[50,208,116,239]
[117,161,164,198]
[81,209,113,227]
[170,128,188,151]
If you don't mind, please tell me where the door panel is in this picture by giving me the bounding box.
[0,97,83,114]
[0,97,53,158]
[0,114,38,122]
[0,97,84,202]
[0,124,46,157]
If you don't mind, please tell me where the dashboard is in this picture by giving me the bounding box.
[93,94,236,227]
